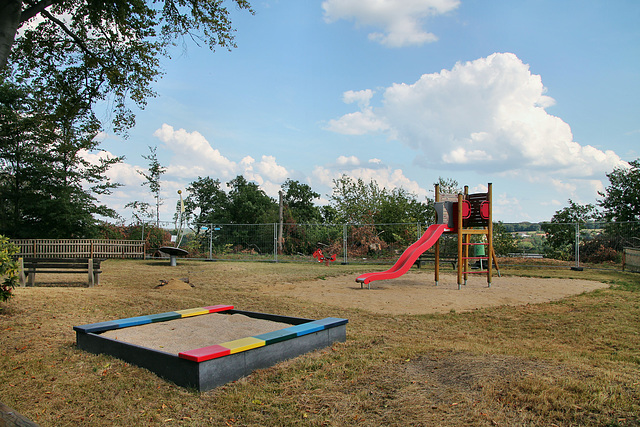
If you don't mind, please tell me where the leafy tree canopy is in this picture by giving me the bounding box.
[541,199,598,259]
[598,159,640,222]
[329,174,431,224]
[281,178,321,223]
[226,175,277,224]
[0,77,122,238]
[183,176,229,226]
[1,0,253,134]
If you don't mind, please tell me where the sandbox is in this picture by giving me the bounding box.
[74,304,348,391]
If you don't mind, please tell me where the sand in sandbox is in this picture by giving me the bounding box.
[101,313,288,355]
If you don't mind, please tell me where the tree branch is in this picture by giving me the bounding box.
[20,0,56,24]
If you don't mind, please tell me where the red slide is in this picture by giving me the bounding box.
[356,224,447,286]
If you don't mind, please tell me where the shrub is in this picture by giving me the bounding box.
[0,235,20,303]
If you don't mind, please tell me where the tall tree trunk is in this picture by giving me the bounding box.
[0,0,22,69]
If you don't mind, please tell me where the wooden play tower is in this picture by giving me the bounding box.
[434,183,499,290]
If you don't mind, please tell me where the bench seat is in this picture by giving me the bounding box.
[19,257,104,287]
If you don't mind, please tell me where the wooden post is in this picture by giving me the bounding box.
[457,193,463,289]
[19,257,26,287]
[487,183,493,287]
[463,186,469,286]
[88,258,94,287]
[434,183,440,286]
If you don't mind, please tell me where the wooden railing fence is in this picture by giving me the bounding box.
[10,239,145,259]
[623,247,640,273]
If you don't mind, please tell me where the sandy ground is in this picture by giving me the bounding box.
[258,271,609,316]
[101,313,287,355]
[103,271,608,354]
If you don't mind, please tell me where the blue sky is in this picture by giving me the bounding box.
[90,0,639,224]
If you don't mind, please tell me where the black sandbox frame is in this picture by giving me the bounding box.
[74,305,348,391]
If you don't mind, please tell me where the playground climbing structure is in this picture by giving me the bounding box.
[356,182,499,289]
[435,183,499,290]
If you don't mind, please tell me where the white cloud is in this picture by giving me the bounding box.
[322,0,460,47]
[312,156,429,200]
[325,108,389,135]
[343,89,375,107]
[153,123,237,179]
[327,52,627,186]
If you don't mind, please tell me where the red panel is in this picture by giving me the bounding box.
[480,201,490,219]
[203,304,234,313]
[461,200,471,219]
[179,344,231,362]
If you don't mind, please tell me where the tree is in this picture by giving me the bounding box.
[329,175,385,224]
[0,76,121,238]
[541,199,598,260]
[598,159,640,222]
[435,176,462,195]
[138,146,165,228]
[226,175,277,224]
[1,0,253,134]
[492,221,518,256]
[184,176,229,225]
[329,174,430,225]
[281,179,321,223]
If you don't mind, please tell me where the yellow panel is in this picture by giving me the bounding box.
[219,337,265,354]
[176,307,210,318]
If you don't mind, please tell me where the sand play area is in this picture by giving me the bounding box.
[117,270,609,355]
[257,271,609,316]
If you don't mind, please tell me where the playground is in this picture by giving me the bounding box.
[1,185,638,425]
[1,259,639,426]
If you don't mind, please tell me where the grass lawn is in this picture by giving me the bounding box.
[1,259,639,426]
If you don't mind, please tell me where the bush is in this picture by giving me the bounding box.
[580,238,621,263]
[0,235,20,303]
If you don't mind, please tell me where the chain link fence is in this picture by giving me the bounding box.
[137,220,639,270]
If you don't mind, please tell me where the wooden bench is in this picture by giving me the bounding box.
[18,257,104,287]
[414,253,458,269]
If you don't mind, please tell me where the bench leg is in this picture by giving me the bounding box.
[19,257,26,287]
[28,270,35,287]
[88,259,94,287]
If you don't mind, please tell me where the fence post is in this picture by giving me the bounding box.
[274,223,278,263]
[209,224,213,260]
[342,224,348,264]
[575,222,580,269]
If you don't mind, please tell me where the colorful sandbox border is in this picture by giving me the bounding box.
[73,305,348,363]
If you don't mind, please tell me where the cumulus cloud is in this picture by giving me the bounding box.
[322,0,459,47]
[150,124,289,199]
[327,53,627,182]
[153,124,237,179]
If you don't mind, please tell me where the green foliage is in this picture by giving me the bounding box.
[181,175,277,254]
[281,179,321,223]
[137,146,166,227]
[3,0,254,135]
[598,159,640,221]
[435,176,462,195]
[493,221,518,256]
[0,235,19,302]
[184,176,230,225]
[329,175,432,226]
[226,175,278,224]
[0,78,122,238]
[541,200,598,260]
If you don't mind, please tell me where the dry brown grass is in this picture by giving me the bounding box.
[1,259,639,426]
